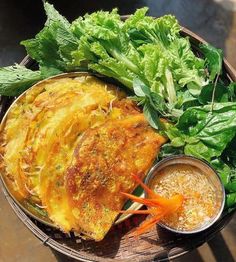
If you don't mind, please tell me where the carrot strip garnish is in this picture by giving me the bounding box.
[121,192,162,207]
[131,173,157,198]
[131,174,183,206]
[131,215,163,237]
[120,174,184,237]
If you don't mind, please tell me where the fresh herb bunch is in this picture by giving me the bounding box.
[0,2,236,209]
[0,3,208,119]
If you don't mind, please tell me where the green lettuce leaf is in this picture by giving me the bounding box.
[70,9,207,124]
[125,11,206,96]
[124,8,180,47]
[71,9,143,90]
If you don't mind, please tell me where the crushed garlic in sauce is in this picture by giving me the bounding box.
[151,164,220,231]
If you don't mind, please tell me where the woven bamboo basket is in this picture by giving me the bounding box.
[1,22,236,261]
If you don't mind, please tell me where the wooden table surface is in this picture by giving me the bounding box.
[0,0,236,261]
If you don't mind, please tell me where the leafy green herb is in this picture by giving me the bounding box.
[0,64,42,96]
[143,101,161,129]
[133,78,150,97]
[0,4,207,115]
[228,82,236,102]
[198,83,229,104]
[157,143,184,159]
[226,193,236,209]
[69,9,207,122]
[164,103,236,209]
[200,43,223,81]
[176,103,236,160]
[21,2,78,77]
[199,44,224,110]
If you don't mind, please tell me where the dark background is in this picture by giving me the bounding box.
[0,1,236,262]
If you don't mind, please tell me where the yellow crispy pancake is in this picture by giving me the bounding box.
[2,76,124,199]
[1,74,144,232]
[66,114,166,241]
[39,99,141,231]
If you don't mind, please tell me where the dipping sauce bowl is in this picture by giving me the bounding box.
[145,155,225,234]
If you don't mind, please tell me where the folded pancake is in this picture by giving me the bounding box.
[1,74,145,232]
[1,75,125,202]
[1,74,167,240]
[39,99,141,231]
[66,114,167,241]
[1,82,51,199]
